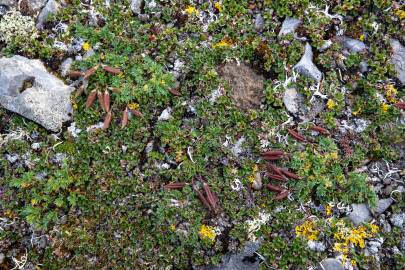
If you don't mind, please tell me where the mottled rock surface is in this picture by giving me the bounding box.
[391,39,405,84]
[294,43,322,82]
[349,203,371,226]
[0,55,74,132]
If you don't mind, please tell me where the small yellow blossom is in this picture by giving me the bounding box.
[199,224,216,241]
[213,38,233,48]
[359,34,364,41]
[170,224,176,231]
[128,102,139,110]
[185,6,199,16]
[295,220,319,241]
[214,2,222,12]
[325,204,333,216]
[352,108,361,116]
[385,84,397,103]
[369,223,379,234]
[395,9,405,20]
[327,99,336,110]
[82,42,91,52]
[351,259,357,266]
[381,103,389,113]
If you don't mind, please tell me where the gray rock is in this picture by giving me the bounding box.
[359,61,368,73]
[27,0,47,13]
[391,39,405,85]
[0,0,15,6]
[31,142,41,150]
[340,36,366,53]
[278,18,301,36]
[60,58,73,77]
[0,4,9,16]
[0,252,4,264]
[400,237,405,251]
[251,172,262,190]
[283,88,303,114]
[130,0,143,14]
[158,107,172,121]
[254,14,264,32]
[391,213,405,227]
[372,198,393,215]
[308,240,326,252]
[202,241,261,270]
[349,203,371,226]
[0,55,74,132]
[36,0,59,29]
[294,43,322,82]
[366,238,383,255]
[319,40,332,52]
[317,258,344,270]
[5,153,18,163]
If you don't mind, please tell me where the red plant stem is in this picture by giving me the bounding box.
[98,91,105,111]
[266,184,283,192]
[267,174,286,181]
[280,169,301,180]
[194,188,212,211]
[164,182,186,190]
[267,164,285,178]
[103,111,112,129]
[310,125,329,135]
[288,129,306,142]
[85,90,97,108]
[274,190,289,201]
[83,65,99,80]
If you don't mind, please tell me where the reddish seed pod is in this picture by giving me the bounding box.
[67,70,84,78]
[311,125,329,135]
[164,182,186,190]
[97,91,105,111]
[266,184,283,192]
[267,174,286,181]
[103,111,112,129]
[102,65,122,75]
[83,65,99,80]
[104,90,110,112]
[262,155,283,161]
[121,107,129,128]
[130,109,143,118]
[288,129,306,142]
[274,190,290,201]
[85,90,97,108]
[261,150,284,157]
[394,102,405,109]
[267,164,285,178]
[169,88,181,96]
[194,187,212,211]
[203,183,217,210]
[281,169,301,180]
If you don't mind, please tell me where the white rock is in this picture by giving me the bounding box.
[36,0,59,29]
[31,142,41,150]
[231,136,245,157]
[60,58,73,77]
[279,18,301,36]
[0,55,74,132]
[341,36,366,53]
[319,40,333,52]
[349,203,371,226]
[283,88,303,114]
[391,213,405,227]
[130,0,142,14]
[391,39,405,85]
[294,43,322,82]
[308,240,326,252]
[317,258,344,270]
[158,107,172,121]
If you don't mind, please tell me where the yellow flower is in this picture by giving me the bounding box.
[334,242,349,254]
[252,164,258,173]
[327,99,336,110]
[359,34,364,41]
[381,103,389,113]
[185,6,199,16]
[214,2,222,12]
[199,225,216,241]
[128,102,139,110]
[213,38,233,48]
[395,9,405,20]
[385,84,397,103]
[82,42,91,52]
[351,259,357,266]
[352,108,361,116]
[170,224,176,231]
[295,220,319,241]
[369,224,379,234]
[325,204,333,216]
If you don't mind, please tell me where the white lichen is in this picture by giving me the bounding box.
[0,9,38,44]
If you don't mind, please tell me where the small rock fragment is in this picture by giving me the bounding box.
[391,39,405,85]
[158,107,172,121]
[60,57,73,77]
[279,18,301,36]
[251,172,262,190]
[340,36,366,53]
[317,258,344,270]
[294,43,322,82]
[283,88,303,114]
[391,213,405,227]
[349,203,371,226]
[130,0,143,14]
[308,240,326,252]
[372,198,393,215]
[36,0,59,29]
[254,13,264,32]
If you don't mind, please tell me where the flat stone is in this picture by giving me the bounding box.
[391,39,405,85]
[278,18,301,36]
[317,258,344,270]
[340,36,366,53]
[130,0,142,14]
[0,55,74,132]
[349,203,371,226]
[391,213,405,227]
[372,198,393,215]
[36,0,59,29]
[283,88,303,114]
[294,43,322,82]
[254,14,264,32]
